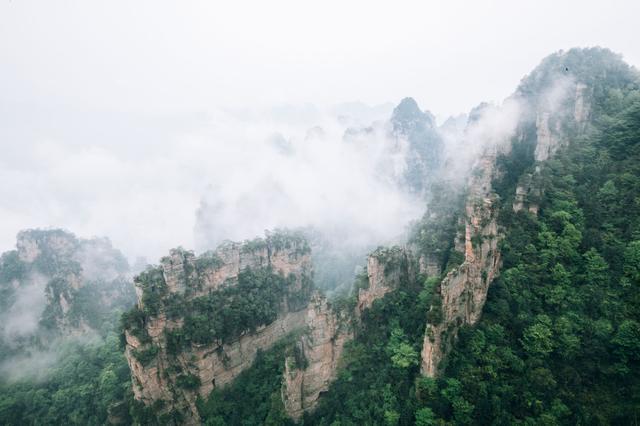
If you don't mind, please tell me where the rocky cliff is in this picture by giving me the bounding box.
[356,246,415,315]
[123,227,418,423]
[281,245,416,420]
[420,147,503,376]
[281,294,352,421]
[123,231,314,424]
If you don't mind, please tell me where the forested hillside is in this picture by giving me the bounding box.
[414,70,640,424]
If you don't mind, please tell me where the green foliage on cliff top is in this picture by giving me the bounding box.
[159,267,309,352]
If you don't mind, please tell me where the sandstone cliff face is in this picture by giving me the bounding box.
[534,111,563,162]
[534,78,592,162]
[517,79,592,214]
[512,172,542,215]
[356,246,415,315]
[420,147,503,376]
[124,233,314,424]
[16,230,78,264]
[419,254,441,278]
[281,294,352,421]
[156,238,310,301]
[127,309,308,423]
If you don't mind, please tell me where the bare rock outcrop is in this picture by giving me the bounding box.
[126,229,410,424]
[420,148,503,376]
[6,229,133,335]
[419,254,441,278]
[281,294,352,421]
[356,246,415,315]
[512,171,542,215]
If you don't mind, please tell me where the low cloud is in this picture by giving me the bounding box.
[1,273,48,342]
[0,104,420,266]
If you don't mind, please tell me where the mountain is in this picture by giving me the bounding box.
[0,229,134,348]
[390,97,444,195]
[314,47,640,424]
[120,232,415,424]
[117,47,640,424]
[1,47,639,425]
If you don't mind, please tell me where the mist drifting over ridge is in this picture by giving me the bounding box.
[2,0,640,422]
[0,81,579,272]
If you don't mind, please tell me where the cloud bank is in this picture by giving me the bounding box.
[0,103,413,265]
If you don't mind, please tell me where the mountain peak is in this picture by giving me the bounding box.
[392,97,426,123]
[517,47,639,98]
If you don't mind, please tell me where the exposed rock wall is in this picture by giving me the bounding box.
[534,111,562,162]
[281,294,352,421]
[126,309,308,424]
[419,254,441,278]
[356,247,415,315]
[124,234,313,425]
[126,231,409,423]
[574,82,591,125]
[282,246,416,420]
[512,171,542,215]
[420,148,503,376]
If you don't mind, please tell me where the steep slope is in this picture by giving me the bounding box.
[109,47,640,425]
[293,47,640,425]
[390,97,444,195]
[281,294,352,421]
[282,245,416,420]
[420,146,504,376]
[417,47,639,378]
[343,96,444,198]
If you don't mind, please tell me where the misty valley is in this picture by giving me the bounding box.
[2,46,640,425]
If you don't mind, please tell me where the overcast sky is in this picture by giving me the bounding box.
[1,0,639,260]
[2,0,639,116]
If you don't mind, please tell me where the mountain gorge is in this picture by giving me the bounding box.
[1,47,639,425]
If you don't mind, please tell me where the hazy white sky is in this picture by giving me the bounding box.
[2,0,639,117]
[1,0,639,260]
